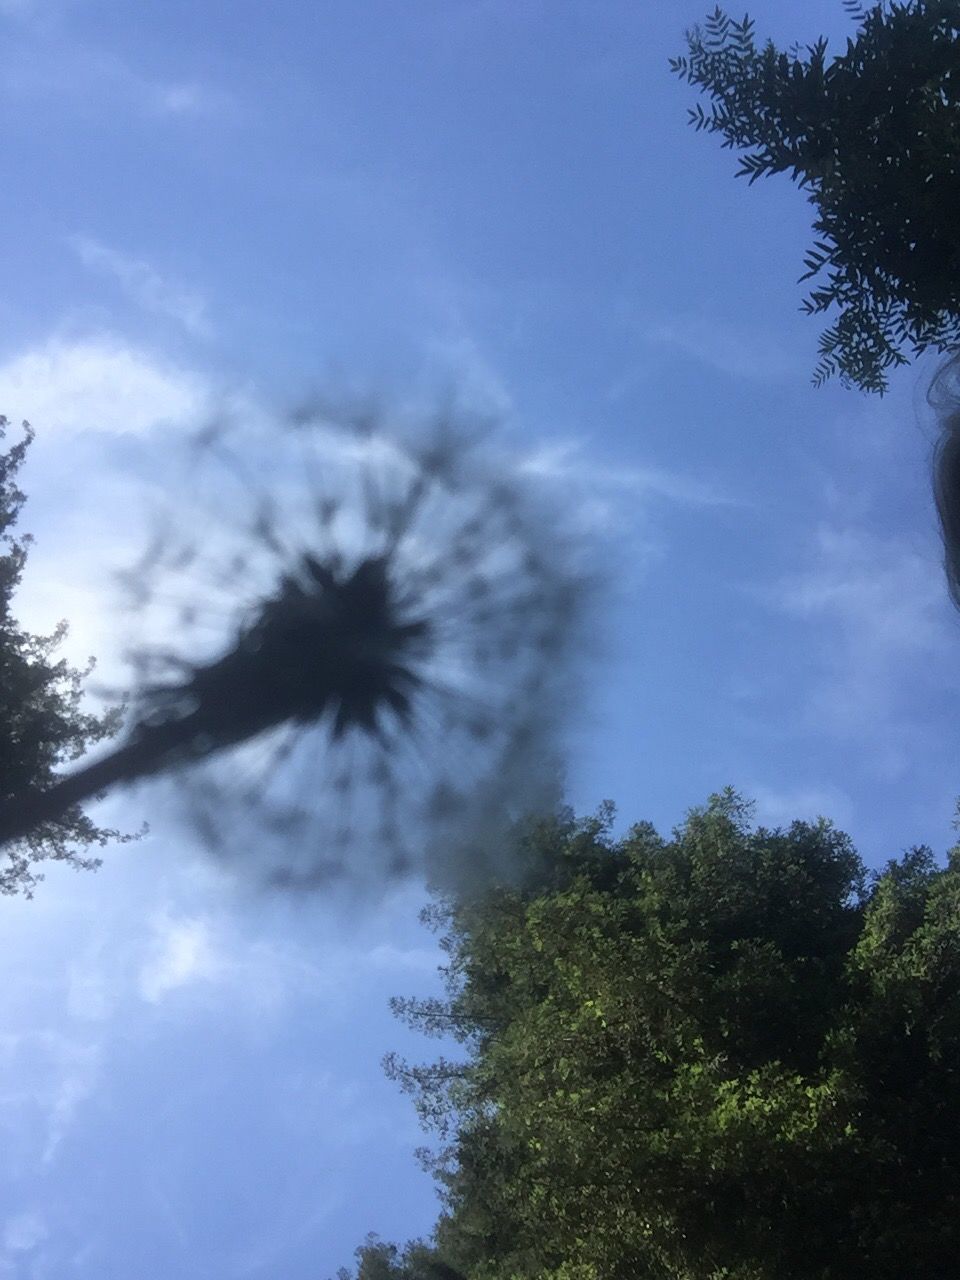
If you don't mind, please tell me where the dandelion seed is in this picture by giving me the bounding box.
[0,407,589,891]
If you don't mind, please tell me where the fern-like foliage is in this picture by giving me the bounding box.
[672,1,960,393]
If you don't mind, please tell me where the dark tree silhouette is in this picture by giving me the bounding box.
[672,4,960,616]
[671,2,960,395]
[0,417,132,896]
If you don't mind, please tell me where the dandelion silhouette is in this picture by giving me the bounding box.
[0,406,585,889]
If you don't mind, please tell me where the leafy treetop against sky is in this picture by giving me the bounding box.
[672,2,960,394]
[0,1,957,1277]
[370,792,960,1279]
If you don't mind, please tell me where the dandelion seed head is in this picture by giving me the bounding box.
[120,405,591,894]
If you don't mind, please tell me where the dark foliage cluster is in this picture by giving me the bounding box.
[0,418,130,896]
[342,792,960,1280]
[671,2,960,393]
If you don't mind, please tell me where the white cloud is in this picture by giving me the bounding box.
[0,332,242,675]
[136,908,339,1013]
[139,914,224,1003]
[0,335,211,436]
[70,236,212,338]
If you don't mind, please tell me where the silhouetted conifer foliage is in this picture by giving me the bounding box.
[342,791,960,1279]
[671,2,960,393]
[0,418,130,896]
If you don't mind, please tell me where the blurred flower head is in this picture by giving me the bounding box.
[120,403,591,893]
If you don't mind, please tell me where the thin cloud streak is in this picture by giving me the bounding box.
[641,311,804,382]
[0,31,234,122]
[777,525,948,657]
[519,438,737,507]
[70,236,213,338]
[0,1028,102,1166]
[750,782,854,831]
[765,523,960,766]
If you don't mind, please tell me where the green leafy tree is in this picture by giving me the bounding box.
[671,2,960,393]
[0,416,131,896]
[336,1235,466,1280]
[345,791,960,1279]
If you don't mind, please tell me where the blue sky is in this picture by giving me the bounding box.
[1,0,959,1275]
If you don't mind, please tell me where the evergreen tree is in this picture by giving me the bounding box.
[0,417,130,896]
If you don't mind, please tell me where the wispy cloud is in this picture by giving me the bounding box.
[750,783,854,831]
[640,310,803,382]
[363,942,440,974]
[131,891,442,1015]
[0,1210,49,1280]
[136,908,338,1015]
[42,1042,100,1162]
[66,953,113,1023]
[3,1211,47,1253]
[767,523,960,762]
[0,1028,102,1165]
[145,79,232,120]
[0,32,234,122]
[421,331,515,418]
[776,525,947,657]
[0,0,39,16]
[0,0,69,21]
[519,438,735,508]
[70,236,212,338]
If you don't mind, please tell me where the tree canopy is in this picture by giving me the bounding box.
[671,2,960,394]
[341,790,960,1279]
[0,416,130,895]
